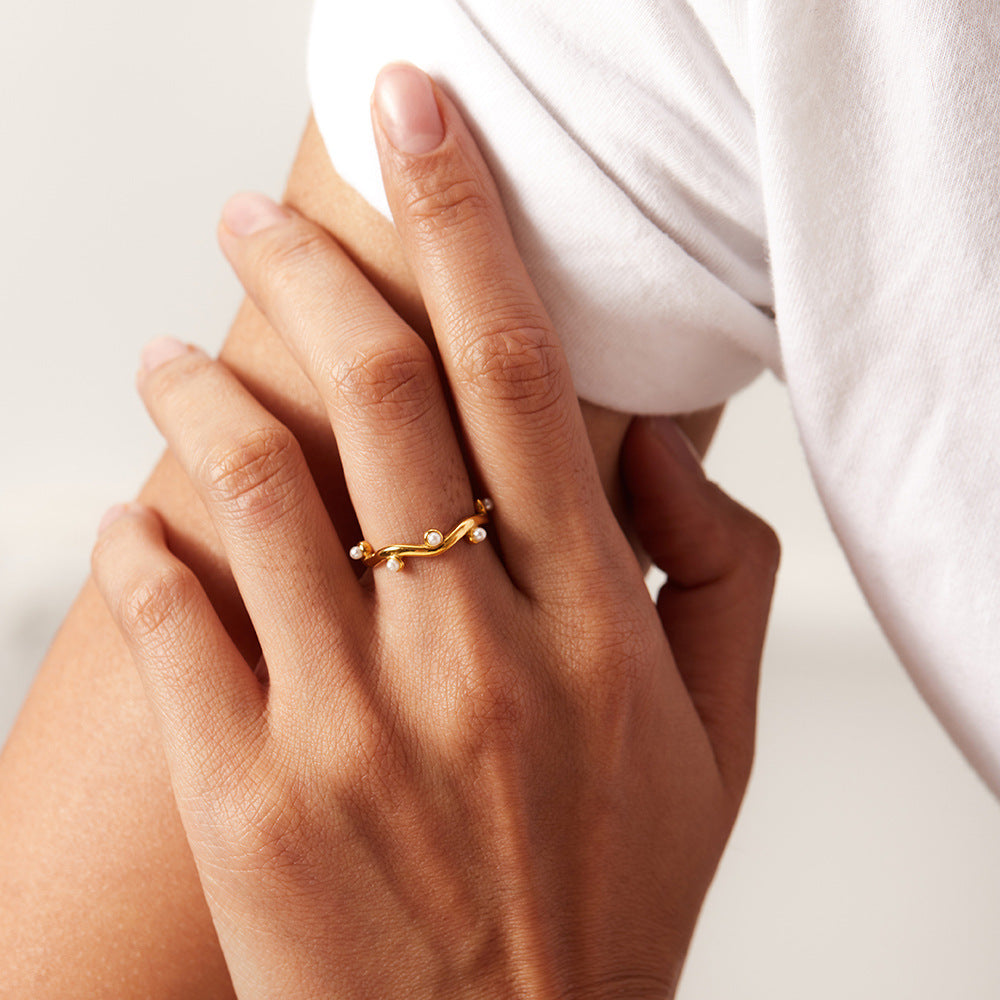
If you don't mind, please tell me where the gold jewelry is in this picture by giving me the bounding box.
[348,498,493,572]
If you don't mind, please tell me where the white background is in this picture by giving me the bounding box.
[1,1,998,996]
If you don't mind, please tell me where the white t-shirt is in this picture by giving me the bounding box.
[308,0,1000,795]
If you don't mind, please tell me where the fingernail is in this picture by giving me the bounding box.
[221,192,291,237]
[140,337,189,374]
[373,63,445,155]
[647,416,704,476]
[98,503,130,535]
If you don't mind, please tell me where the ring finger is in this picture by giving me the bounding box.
[136,340,361,684]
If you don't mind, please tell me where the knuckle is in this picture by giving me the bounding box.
[327,340,438,429]
[143,349,213,406]
[453,318,567,420]
[199,425,305,530]
[402,173,492,236]
[253,224,327,287]
[208,761,318,890]
[568,605,659,713]
[735,510,782,576]
[695,483,776,578]
[449,653,541,758]
[117,563,193,646]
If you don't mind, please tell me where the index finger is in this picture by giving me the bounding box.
[370,64,611,588]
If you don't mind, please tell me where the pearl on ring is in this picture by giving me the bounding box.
[347,500,491,571]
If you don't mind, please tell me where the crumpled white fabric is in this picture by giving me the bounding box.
[308,0,1000,795]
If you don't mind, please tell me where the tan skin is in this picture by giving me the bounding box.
[91,65,779,998]
[0,108,723,997]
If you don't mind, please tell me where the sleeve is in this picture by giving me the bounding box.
[307,0,780,416]
[750,3,1000,794]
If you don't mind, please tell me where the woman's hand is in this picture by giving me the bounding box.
[92,64,779,999]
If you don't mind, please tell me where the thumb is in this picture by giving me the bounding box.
[621,415,781,799]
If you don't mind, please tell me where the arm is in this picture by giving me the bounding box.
[0,113,723,997]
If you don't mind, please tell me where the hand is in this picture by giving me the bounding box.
[92,64,779,999]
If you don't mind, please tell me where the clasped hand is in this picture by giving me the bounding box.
[92,64,779,999]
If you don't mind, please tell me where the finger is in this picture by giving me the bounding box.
[370,64,608,590]
[216,193,501,592]
[137,338,364,683]
[621,416,781,798]
[91,502,263,794]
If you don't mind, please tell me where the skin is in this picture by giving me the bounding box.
[89,65,781,999]
[0,98,724,1000]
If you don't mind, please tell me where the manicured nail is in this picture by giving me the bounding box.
[98,503,131,535]
[140,337,189,374]
[221,192,291,237]
[373,63,445,155]
[647,416,704,475]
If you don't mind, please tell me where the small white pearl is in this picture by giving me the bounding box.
[470,526,487,543]
[482,498,494,511]
[386,556,404,572]
[425,530,443,547]
[349,544,365,561]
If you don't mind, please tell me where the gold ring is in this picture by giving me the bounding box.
[348,499,493,572]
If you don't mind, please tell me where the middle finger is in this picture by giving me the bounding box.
[216,194,505,592]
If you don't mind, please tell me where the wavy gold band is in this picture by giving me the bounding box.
[348,499,493,572]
